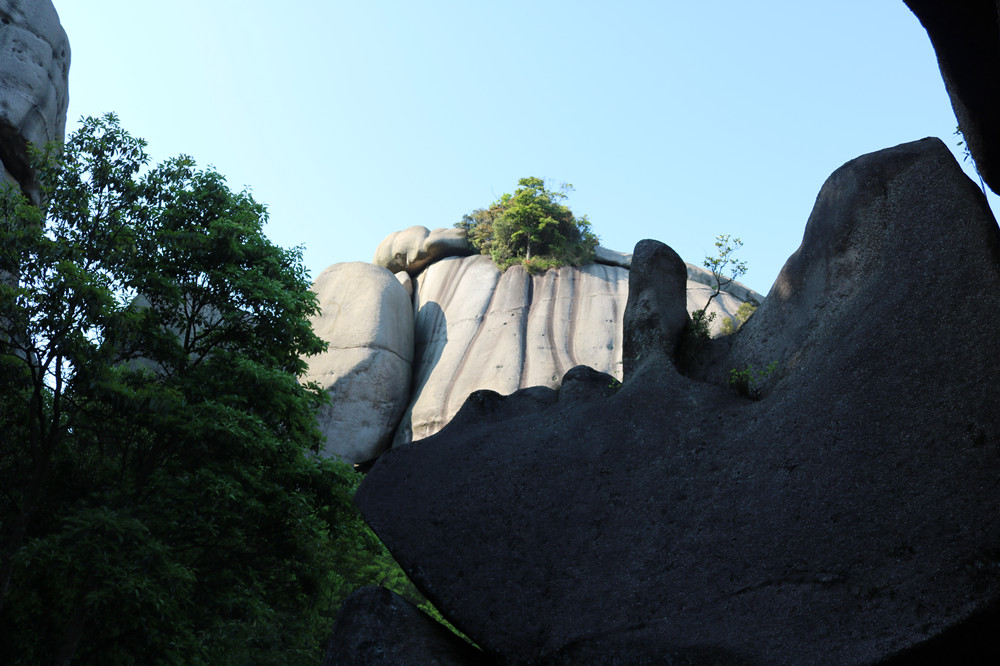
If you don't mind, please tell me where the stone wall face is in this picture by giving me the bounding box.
[0,0,70,199]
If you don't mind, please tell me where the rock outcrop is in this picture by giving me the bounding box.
[396,256,630,443]
[374,225,473,276]
[904,0,1000,195]
[312,235,761,453]
[301,262,413,463]
[0,0,70,200]
[354,138,1000,664]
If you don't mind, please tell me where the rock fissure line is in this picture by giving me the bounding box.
[325,343,411,364]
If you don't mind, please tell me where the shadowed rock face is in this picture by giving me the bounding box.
[322,587,486,666]
[0,0,70,199]
[355,138,1000,664]
[904,0,1000,194]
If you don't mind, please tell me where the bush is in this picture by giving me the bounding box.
[719,301,758,336]
[457,177,597,272]
[728,361,778,399]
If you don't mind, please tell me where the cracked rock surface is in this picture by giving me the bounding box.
[355,139,1000,664]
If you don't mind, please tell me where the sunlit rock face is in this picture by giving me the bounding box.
[394,256,630,444]
[302,262,413,464]
[373,225,472,276]
[0,0,70,199]
[391,254,761,445]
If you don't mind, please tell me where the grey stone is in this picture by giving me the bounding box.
[593,245,632,268]
[621,239,688,379]
[904,0,1000,194]
[0,0,70,200]
[374,225,472,276]
[686,263,764,307]
[357,138,1000,664]
[302,262,413,463]
[323,586,488,666]
[392,252,759,444]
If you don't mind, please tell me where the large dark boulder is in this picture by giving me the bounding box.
[904,1,1000,194]
[356,138,1000,664]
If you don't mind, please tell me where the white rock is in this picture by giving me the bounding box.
[394,256,628,444]
[395,270,412,297]
[303,262,414,463]
[390,255,764,443]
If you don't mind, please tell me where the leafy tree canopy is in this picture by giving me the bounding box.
[0,114,414,664]
[456,177,598,273]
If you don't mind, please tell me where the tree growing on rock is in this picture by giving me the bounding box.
[457,177,598,273]
[0,114,385,664]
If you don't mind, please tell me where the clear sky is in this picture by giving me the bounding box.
[54,0,998,294]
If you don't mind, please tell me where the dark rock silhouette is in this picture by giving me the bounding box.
[353,138,1000,664]
[904,0,1000,194]
[322,586,489,666]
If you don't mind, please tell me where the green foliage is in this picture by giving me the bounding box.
[0,113,420,664]
[702,234,748,301]
[719,301,758,336]
[457,177,598,272]
[728,361,778,400]
[678,235,747,368]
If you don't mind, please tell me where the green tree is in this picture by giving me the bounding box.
[457,177,597,272]
[0,114,371,664]
[679,234,748,369]
[719,301,758,336]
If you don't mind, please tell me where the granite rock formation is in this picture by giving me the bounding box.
[904,0,1000,194]
[395,255,630,444]
[311,235,761,456]
[353,138,1000,664]
[374,225,473,276]
[301,262,413,463]
[0,0,70,201]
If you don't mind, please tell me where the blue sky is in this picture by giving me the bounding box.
[55,1,997,294]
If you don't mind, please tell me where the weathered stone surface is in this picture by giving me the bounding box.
[904,0,1000,194]
[374,225,472,276]
[593,245,632,268]
[392,252,761,444]
[303,262,413,463]
[621,239,688,379]
[0,0,70,199]
[393,255,629,444]
[357,138,1000,664]
[323,586,487,666]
